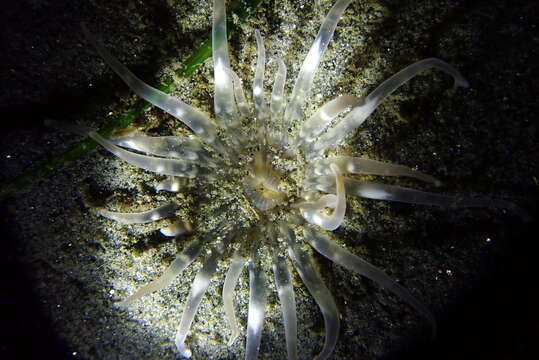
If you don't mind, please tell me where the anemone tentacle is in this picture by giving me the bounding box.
[82,24,227,155]
[89,131,216,179]
[270,57,288,147]
[111,134,216,166]
[96,202,179,224]
[284,0,354,137]
[308,156,442,185]
[223,250,247,346]
[175,243,224,358]
[118,237,205,307]
[246,256,268,360]
[307,58,469,158]
[272,254,298,360]
[282,224,340,360]
[304,227,437,336]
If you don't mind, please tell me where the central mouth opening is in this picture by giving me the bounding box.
[243,149,287,211]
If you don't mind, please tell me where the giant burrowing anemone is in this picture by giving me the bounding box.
[63,0,526,359]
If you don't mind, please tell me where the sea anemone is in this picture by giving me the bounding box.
[51,0,527,359]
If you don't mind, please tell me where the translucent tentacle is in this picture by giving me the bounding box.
[292,194,337,212]
[155,176,187,192]
[88,131,214,179]
[270,58,288,147]
[297,95,362,146]
[305,176,524,215]
[118,237,204,307]
[284,0,353,133]
[245,258,267,360]
[81,25,226,155]
[308,58,469,158]
[226,68,251,118]
[223,250,247,346]
[281,224,339,360]
[97,202,178,224]
[271,58,287,120]
[297,164,346,230]
[309,156,441,186]
[111,135,216,167]
[305,175,463,205]
[253,29,268,129]
[213,0,238,128]
[304,227,436,337]
[175,245,223,358]
[46,119,218,171]
[272,255,298,360]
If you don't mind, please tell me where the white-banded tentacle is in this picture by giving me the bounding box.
[81,25,226,155]
[280,224,339,360]
[225,67,251,118]
[271,58,287,119]
[88,131,215,179]
[97,202,178,224]
[219,67,249,149]
[223,250,247,346]
[111,135,217,167]
[305,176,461,205]
[304,227,436,337]
[175,244,224,358]
[272,255,298,360]
[270,58,288,147]
[253,29,269,142]
[118,237,204,307]
[297,164,346,231]
[296,95,362,146]
[45,119,219,172]
[245,257,267,360]
[284,0,353,139]
[253,30,268,119]
[308,156,441,186]
[213,0,239,129]
[308,58,469,158]
[305,176,526,216]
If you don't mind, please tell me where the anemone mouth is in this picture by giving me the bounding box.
[243,149,287,212]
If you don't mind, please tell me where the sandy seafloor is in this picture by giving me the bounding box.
[0,0,538,359]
